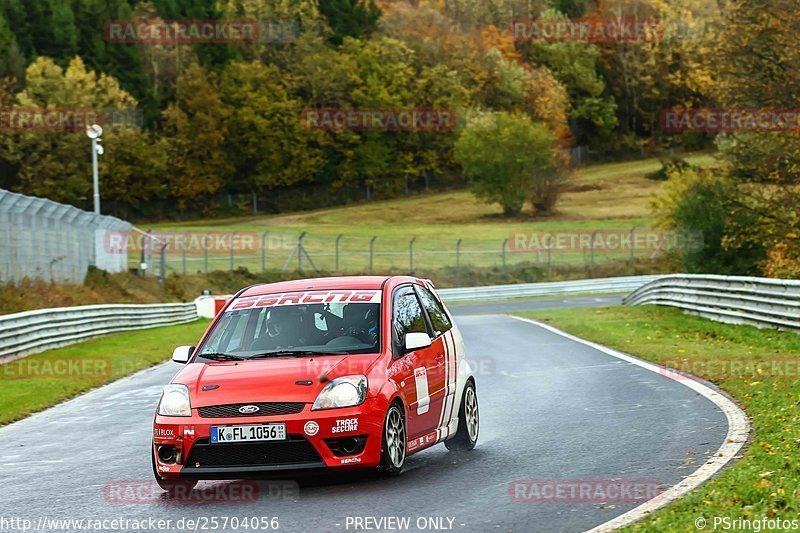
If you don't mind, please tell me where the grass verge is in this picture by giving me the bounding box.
[142,155,719,274]
[0,320,210,426]
[518,305,800,531]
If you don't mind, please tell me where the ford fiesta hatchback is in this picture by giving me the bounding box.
[152,276,479,492]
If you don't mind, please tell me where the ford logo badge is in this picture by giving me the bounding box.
[239,405,260,414]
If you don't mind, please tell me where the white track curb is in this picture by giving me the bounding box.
[508,316,751,532]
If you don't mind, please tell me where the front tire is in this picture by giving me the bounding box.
[445,380,478,451]
[380,403,406,475]
[151,446,197,496]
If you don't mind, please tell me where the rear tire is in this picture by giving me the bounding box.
[445,380,478,451]
[151,445,197,496]
[379,403,406,476]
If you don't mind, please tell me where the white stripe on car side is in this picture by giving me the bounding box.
[439,330,457,439]
[446,330,459,428]
[437,333,449,430]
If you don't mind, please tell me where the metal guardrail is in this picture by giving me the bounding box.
[438,275,662,303]
[0,302,198,361]
[623,274,800,331]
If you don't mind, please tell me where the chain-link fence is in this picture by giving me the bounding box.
[0,189,132,283]
[0,193,698,284]
[123,227,699,277]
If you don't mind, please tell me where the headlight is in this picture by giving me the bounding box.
[312,375,368,410]
[158,384,191,416]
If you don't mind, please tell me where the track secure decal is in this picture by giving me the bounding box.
[332,418,359,433]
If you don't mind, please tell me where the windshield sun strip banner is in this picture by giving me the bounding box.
[228,290,382,311]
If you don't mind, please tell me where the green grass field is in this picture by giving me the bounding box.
[521,305,800,531]
[140,154,716,275]
[0,320,210,426]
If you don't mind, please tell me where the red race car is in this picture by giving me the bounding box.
[152,276,479,492]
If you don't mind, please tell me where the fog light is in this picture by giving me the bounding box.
[323,435,368,457]
[157,445,177,463]
[342,438,358,454]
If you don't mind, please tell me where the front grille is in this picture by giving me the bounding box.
[185,437,321,468]
[197,402,305,418]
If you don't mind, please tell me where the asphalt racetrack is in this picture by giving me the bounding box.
[0,300,729,532]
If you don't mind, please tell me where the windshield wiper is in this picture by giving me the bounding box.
[198,352,247,361]
[248,350,349,359]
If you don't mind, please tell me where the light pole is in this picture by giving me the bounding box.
[86,124,104,214]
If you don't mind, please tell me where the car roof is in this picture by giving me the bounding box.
[238,276,395,297]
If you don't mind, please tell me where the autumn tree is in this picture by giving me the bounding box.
[521,9,618,151]
[455,111,557,216]
[709,0,800,276]
[0,56,163,210]
[653,0,800,277]
[162,62,230,208]
[220,60,324,194]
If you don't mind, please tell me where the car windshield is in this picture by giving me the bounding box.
[196,297,380,360]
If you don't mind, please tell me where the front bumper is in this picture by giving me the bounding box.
[153,398,387,479]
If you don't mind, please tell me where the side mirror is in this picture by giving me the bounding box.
[172,345,195,364]
[404,332,431,353]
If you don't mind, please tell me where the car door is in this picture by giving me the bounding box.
[389,285,444,439]
[414,285,456,432]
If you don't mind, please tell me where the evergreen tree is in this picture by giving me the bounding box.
[318,0,381,45]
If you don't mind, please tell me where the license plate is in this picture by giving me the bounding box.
[210,424,286,444]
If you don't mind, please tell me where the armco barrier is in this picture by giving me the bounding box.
[623,274,800,331]
[0,302,198,361]
[437,275,662,303]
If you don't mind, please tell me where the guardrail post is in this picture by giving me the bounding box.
[456,239,462,270]
[140,230,150,277]
[369,236,376,274]
[409,237,416,273]
[297,231,314,272]
[159,241,168,287]
[335,234,343,272]
[501,239,508,273]
[261,230,269,272]
[229,231,238,271]
[298,232,306,271]
[204,232,211,273]
[181,232,188,274]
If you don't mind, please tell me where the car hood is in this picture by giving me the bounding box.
[174,354,381,406]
